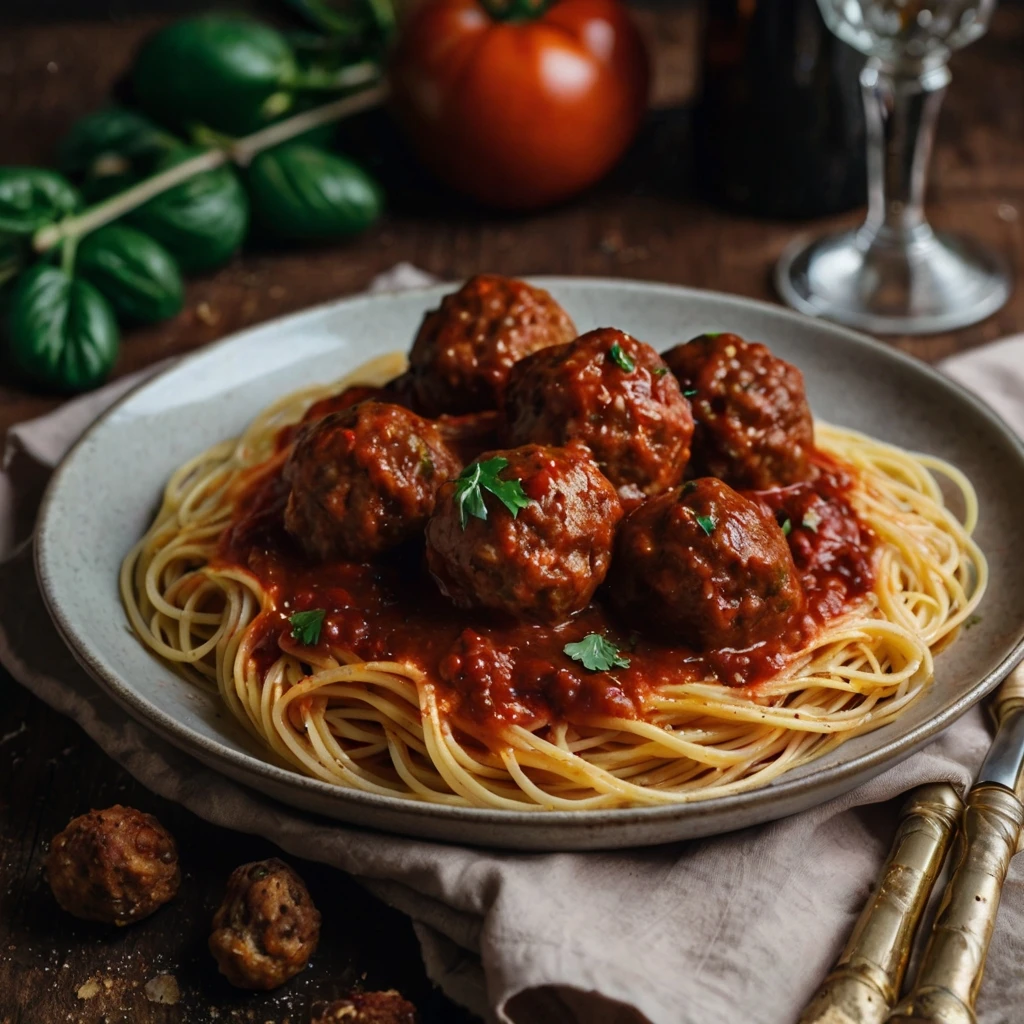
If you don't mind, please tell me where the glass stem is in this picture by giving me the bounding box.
[859,59,952,246]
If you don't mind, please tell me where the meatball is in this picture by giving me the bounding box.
[610,477,804,650]
[426,443,623,624]
[299,384,391,428]
[408,274,576,415]
[662,332,814,489]
[504,328,694,503]
[209,858,320,990]
[45,804,179,926]
[312,991,419,1024]
[284,402,462,561]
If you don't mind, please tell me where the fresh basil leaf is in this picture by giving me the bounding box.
[57,108,181,182]
[6,264,119,394]
[77,223,184,324]
[133,14,299,136]
[247,142,383,242]
[129,147,249,273]
[0,168,81,236]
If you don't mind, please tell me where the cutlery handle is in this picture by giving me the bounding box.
[797,783,962,1024]
[887,783,1024,1024]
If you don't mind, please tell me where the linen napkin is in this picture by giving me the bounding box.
[3,269,1024,1024]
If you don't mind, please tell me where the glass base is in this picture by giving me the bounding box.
[775,227,1011,335]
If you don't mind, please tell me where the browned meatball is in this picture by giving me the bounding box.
[209,858,320,990]
[662,332,814,489]
[610,477,804,650]
[426,443,623,624]
[45,805,179,926]
[504,328,694,503]
[312,990,419,1024]
[284,402,462,561]
[408,274,577,415]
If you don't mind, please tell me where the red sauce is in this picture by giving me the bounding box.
[215,447,877,736]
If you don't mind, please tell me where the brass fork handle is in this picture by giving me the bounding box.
[797,783,962,1024]
[886,783,1024,1024]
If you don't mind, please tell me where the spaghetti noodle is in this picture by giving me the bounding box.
[120,351,986,810]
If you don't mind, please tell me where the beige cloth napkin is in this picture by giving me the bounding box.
[2,269,1023,1023]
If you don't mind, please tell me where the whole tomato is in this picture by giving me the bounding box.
[390,0,650,210]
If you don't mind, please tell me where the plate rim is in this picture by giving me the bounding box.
[34,276,1024,830]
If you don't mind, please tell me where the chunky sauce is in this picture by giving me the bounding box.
[215,441,876,734]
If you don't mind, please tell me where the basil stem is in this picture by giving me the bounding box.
[32,83,388,256]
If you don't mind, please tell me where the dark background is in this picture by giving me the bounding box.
[0,1,1021,1023]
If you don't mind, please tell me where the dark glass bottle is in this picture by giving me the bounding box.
[695,0,868,219]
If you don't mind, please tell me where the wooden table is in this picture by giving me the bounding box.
[1,6,1021,1022]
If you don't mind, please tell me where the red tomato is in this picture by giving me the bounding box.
[390,0,650,210]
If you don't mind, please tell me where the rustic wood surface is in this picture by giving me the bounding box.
[0,5,1022,1023]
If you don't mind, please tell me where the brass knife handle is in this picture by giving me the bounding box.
[798,783,962,1024]
[887,783,1024,1024]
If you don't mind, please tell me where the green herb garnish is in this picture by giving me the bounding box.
[683,388,698,398]
[695,514,716,536]
[608,342,635,373]
[802,508,822,533]
[289,608,326,645]
[781,517,792,537]
[563,634,631,672]
[653,366,669,378]
[964,614,983,630]
[453,456,533,529]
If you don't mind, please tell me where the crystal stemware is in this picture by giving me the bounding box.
[775,0,1011,334]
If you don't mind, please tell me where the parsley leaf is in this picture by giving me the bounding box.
[608,342,636,373]
[454,456,533,529]
[563,634,631,672]
[683,388,698,398]
[704,331,722,338]
[695,514,716,536]
[781,517,792,536]
[964,614,983,630]
[802,508,822,533]
[289,609,326,645]
[653,366,669,378]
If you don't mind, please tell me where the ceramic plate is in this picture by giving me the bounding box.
[35,279,1024,850]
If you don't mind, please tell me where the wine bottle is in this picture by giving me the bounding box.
[695,0,868,219]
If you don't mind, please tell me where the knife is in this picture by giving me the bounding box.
[887,664,1024,1024]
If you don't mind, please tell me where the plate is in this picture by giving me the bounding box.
[35,279,1024,850]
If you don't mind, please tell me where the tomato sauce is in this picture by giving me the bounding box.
[215,450,876,734]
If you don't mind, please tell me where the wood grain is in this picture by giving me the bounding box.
[0,5,1021,1023]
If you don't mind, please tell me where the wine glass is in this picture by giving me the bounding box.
[774,0,1011,334]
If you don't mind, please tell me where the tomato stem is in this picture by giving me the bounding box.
[32,82,389,255]
[477,0,551,22]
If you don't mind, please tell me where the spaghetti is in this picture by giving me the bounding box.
[120,351,986,811]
